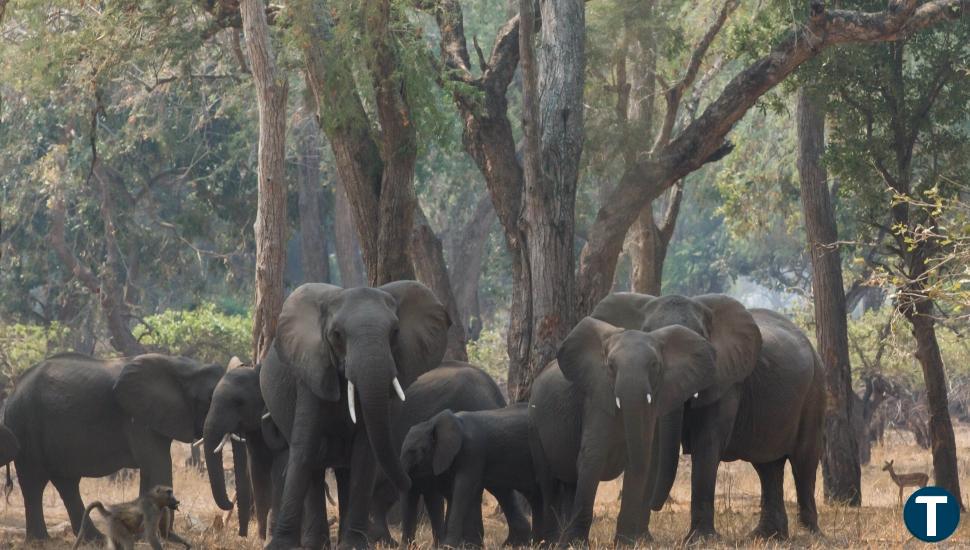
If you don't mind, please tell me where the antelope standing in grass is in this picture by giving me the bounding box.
[883,459,929,506]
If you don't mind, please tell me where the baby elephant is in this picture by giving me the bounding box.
[400,404,541,548]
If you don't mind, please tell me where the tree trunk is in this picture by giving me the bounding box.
[296,89,330,284]
[333,176,366,286]
[241,0,289,362]
[411,205,468,360]
[796,89,861,505]
[448,193,495,340]
[506,0,585,401]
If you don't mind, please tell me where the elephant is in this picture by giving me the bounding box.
[529,316,718,546]
[590,293,825,541]
[4,352,225,541]
[369,361,527,548]
[203,357,274,538]
[0,424,18,465]
[259,281,450,550]
[400,404,540,548]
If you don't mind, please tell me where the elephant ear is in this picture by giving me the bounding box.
[693,294,762,405]
[590,292,655,330]
[380,281,450,387]
[432,411,463,476]
[557,317,623,416]
[649,326,718,415]
[114,354,207,442]
[276,283,344,402]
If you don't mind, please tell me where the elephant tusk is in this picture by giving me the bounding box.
[261,411,271,421]
[615,397,621,409]
[694,392,699,399]
[214,433,231,454]
[347,380,357,424]
[230,434,246,443]
[646,393,652,404]
[392,377,406,402]
[192,438,204,448]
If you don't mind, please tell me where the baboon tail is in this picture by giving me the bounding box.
[72,502,105,550]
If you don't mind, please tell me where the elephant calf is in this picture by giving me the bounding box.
[401,404,539,548]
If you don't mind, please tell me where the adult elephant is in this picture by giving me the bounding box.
[203,358,274,539]
[529,317,717,546]
[4,352,225,541]
[591,293,824,541]
[0,424,18,465]
[260,281,449,550]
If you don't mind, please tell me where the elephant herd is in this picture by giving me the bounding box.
[2,281,826,549]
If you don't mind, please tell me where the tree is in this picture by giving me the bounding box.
[241,0,288,362]
[295,87,331,284]
[821,12,969,507]
[796,89,861,504]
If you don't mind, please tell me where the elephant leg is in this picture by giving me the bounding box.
[442,470,483,548]
[301,467,331,550]
[399,489,421,548]
[559,447,607,546]
[17,459,50,541]
[614,465,652,546]
[491,488,530,547]
[269,451,288,534]
[685,400,735,542]
[790,450,821,534]
[51,477,101,540]
[367,479,397,547]
[424,491,446,546]
[749,458,789,540]
[338,430,379,550]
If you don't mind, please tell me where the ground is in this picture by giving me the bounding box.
[2,426,968,549]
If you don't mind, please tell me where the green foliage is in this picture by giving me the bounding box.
[466,327,508,384]
[134,303,251,365]
[0,322,73,379]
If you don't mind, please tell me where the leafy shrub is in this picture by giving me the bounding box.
[135,303,251,365]
[467,327,509,385]
[0,321,73,379]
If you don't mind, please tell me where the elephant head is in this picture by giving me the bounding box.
[399,410,463,478]
[275,281,449,491]
[591,292,762,510]
[559,316,717,448]
[202,358,262,534]
[113,354,226,444]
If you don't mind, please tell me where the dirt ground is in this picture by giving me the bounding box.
[1,426,968,549]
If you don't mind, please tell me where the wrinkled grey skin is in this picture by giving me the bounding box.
[368,362,525,548]
[260,281,449,550]
[591,293,824,541]
[4,352,224,542]
[401,404,539,548]
[203,363,273,539]
[530,317,718,546]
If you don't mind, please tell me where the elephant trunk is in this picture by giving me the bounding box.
[650,407,683,511]
[352,351,411,492]
[231,437,252,537]
[615,396,656,543]
[203,417,234,511]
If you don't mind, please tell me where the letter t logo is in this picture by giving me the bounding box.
[915,495,949,537]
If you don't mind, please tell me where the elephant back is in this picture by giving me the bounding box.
[590,292,655,330]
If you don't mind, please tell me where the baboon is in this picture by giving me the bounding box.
[73,485,190,550]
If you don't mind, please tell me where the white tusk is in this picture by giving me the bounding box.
[393,377,406,402]
[348,380,357,424]
[192,438,204,448]
[694,392,699,399]
[230,434,246,443]
[646,393,652,404]
[616,397,621,409]
[261,411,271,421]
[213,433,230,454]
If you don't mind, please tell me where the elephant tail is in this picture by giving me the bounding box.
[3,464,10,503]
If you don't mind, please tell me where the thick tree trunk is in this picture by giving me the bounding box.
[448,193,494,340]
[411,206,468,360]
[295,91,331,284]
[796,90,861,505]
[629,208,663,295]
[241,0,289,362]
[333,177,366,286]
[506,0,585,401]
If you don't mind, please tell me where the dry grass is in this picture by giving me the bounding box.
[1,426,968,549]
